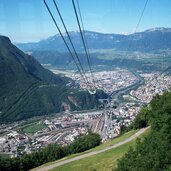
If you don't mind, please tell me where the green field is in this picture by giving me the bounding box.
[32,129,147,171]
[51,141,134,171]
[22,122,46,134]
[87,129,137,151]
[0,154,10,159]
[49,129,150,171]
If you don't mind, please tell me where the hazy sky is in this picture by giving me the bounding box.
[0,0,171,43]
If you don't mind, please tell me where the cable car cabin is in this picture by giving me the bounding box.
[88,88,96,95]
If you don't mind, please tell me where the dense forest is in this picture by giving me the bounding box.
[116,92,171,171]
[0,133,101,171]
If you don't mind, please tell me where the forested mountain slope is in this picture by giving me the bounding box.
[0,35,107,123]
[116,92,171,170]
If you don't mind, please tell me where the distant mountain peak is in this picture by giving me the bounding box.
[145,27,171,32]
[16,27,171,52]
[0,35,11,43]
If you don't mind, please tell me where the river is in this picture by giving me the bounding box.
[111,70,145,104]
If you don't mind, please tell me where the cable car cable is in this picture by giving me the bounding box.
[72,0,95,89]
[75,0,95,85]
[53,0,89,85]
[124,0,149,58]
[43,0,89,86]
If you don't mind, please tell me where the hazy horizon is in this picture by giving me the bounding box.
[0,0,171,42]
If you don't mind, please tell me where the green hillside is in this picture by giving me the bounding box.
[116,92,171,171]
[50,130,149,171]
[44,91,171,171]
[0,35,107,123]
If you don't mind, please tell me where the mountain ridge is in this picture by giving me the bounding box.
[16,27,171,52]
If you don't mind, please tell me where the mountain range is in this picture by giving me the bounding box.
[17,27,171,52]
[0,35,107,123]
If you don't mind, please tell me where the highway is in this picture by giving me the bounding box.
[32,127,149,171]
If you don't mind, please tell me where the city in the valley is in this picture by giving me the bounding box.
[1,69,171,158]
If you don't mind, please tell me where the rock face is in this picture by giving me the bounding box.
[0,35,107,123]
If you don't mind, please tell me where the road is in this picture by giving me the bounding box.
[32,127,149,171]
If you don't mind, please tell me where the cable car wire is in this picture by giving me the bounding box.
[75,0,95,85]
[125,0,149,58]
[72,0,95,88]
[134,0,149,33]
[52,0,89,85]
[43,0,89,86]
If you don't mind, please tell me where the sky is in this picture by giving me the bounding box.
[0,0,171,43]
